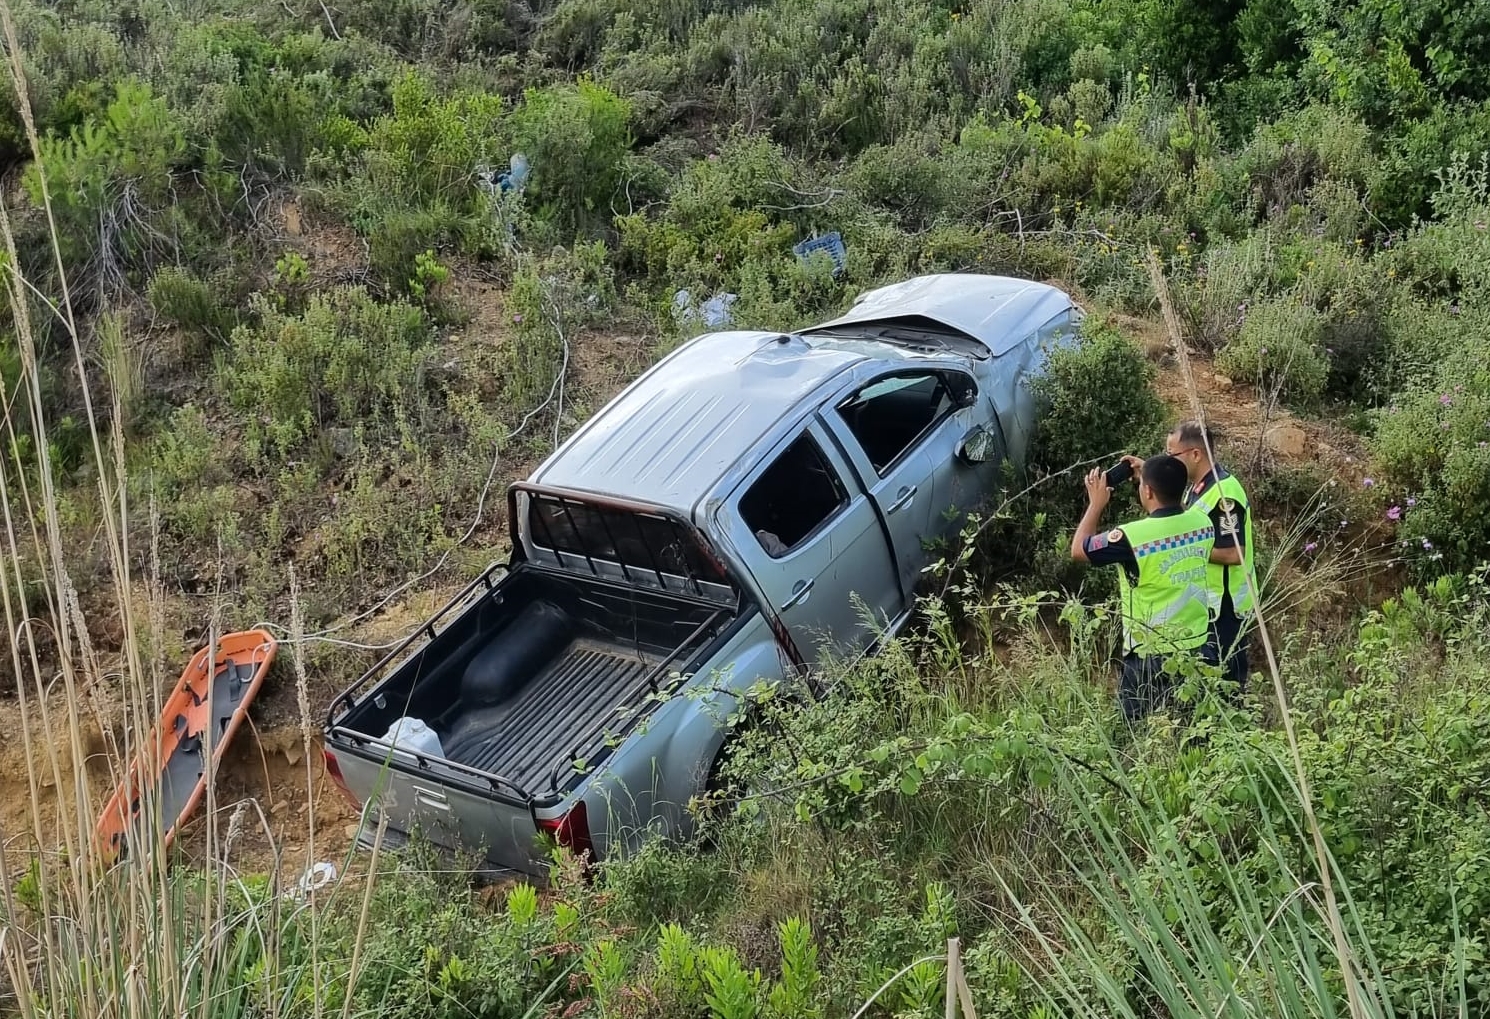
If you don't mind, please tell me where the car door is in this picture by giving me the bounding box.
[824,368,980,598]
[716,419,904,661]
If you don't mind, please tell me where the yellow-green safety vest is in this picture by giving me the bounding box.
[1188,471,1256,618]
[1114,507,1215,656]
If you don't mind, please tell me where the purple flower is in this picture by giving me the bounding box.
[1406,497,1417,508]
[512,313,523,324]
[1304,542,1318,553]
[1440,393,1454,406]
[1422,538,1434,549]
[1362,477,1374,488]
[1387,506,1401,521]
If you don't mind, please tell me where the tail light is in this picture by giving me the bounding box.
[323,749,360,807]
[537,800,594,862]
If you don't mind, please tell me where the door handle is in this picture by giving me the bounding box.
[888,485,917,513]
[413,785,451,812]
[782,578,815,609]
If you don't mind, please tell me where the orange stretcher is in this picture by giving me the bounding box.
[93,630,278,866]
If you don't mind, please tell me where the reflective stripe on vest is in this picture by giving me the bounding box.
[1115,507,1216,656]
[1191,471,1257,617]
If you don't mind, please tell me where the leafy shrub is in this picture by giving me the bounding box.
[509,79,631,235]
[504,241,617,416]
[1215,295,1328,406]
[1168,229,1275,348]
[1234,104,1376,216]
[26,78,192,293]
[146,266,238,353]
[1372,380,1490,574]
[219,287,435,458]
[844,139,947,231]
[981,316,1171,589]
[1028,315,1169,478]
[337,71,507,285]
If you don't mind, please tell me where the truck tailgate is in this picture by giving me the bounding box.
[333,747,546,874]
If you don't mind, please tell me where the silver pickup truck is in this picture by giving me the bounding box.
[321,273,1083,877]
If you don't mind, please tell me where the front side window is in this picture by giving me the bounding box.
[837,371,970,475]
[739,433,847,558]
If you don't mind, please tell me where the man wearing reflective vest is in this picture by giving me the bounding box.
[1164,421,1255,690]
[1071,454,1216,721]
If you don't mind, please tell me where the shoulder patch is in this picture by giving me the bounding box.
[1108,528,1125,542]
[1218,497,1235,513]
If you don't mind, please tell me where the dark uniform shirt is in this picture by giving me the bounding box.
[1185,467,1248,620]
[1082,505,1187,584]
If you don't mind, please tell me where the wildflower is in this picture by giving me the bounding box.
[1362,477,1373,488]
[1407,497,1417,508]
[1422,538,1434,549]
[1340,519,1349,529]
[1440,393,1453,406]
[1260,347,1269,355]
[1387,506,1401,521]
[512,313,523,324]
[1304,542,1317,553]
[1387,268,1396,278]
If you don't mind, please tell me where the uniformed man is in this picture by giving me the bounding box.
[1071,454,1216,721]
[1154,421,1256,692]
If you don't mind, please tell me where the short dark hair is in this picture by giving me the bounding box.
[1171,420,1219,451]
[1142,454,1190,506]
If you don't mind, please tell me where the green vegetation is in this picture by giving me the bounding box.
[3,0,1490,1014]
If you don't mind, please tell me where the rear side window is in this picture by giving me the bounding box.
[739,433,847,557]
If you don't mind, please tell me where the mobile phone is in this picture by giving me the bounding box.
[1104,460,1134,488]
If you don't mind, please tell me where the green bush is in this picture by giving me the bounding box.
[972,315,1172,590]
[509,79,631,235]
[219,287,435,458]
[1372,380,1490,574]
[504,241,617,416]
[1233,103,1377,216]
[1028,315,1169,478]
[146,266,238,353]
[26,77,192,292]
[1215,295,1328,406]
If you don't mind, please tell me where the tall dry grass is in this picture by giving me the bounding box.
[0,9,385,1015]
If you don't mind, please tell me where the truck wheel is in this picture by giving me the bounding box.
[696,723,759,847]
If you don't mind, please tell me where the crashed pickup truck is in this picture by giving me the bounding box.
[322,273,1083,877]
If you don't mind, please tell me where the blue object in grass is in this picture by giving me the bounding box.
[793,232,847,277]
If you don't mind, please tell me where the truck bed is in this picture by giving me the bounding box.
[328,562,732,802]
[441,639,661,791]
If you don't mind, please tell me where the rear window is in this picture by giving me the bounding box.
[526,494,727,585]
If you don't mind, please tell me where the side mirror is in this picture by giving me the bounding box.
[957,426,1001,465]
